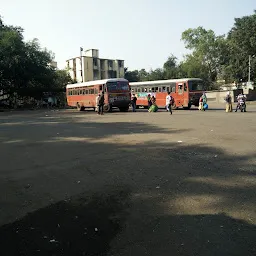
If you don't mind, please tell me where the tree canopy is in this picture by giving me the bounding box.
[0,16,72,106]
[125,11,256,89]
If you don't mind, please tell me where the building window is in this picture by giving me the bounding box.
[93,58,98,67]
[108,60,113,68]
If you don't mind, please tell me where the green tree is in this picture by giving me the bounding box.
[0,16,60,105]
[225,11,256,83]
[124,68,140,82]
[163,54,180,79]
[181,26,228,84]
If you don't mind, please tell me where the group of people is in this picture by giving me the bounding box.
[198,93,208,111]
[225,92,247,112]
[131,94,159,112]
[98,91,247,115]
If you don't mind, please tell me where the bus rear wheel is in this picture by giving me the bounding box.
[119,106,129,112]
[77,103,85,111]
[183,104,191,110]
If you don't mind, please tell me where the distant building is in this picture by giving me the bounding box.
[66,49,124,82]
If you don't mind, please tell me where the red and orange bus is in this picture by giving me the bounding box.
[66,78,131,112]
[130,78,205,109]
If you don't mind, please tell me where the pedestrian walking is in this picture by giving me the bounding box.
[131,94,137,112]
[98,92,104,115]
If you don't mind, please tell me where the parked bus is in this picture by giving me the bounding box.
[66,78,131,112]
[130,78,205,109]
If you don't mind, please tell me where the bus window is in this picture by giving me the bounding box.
[95,89,98,94]
[144,88,147,92]
[159,87,162,92]
[99,85,103,91]
[178,84,183,94]
[166,87,170,92]
[82,89,85,95]
[80,89,83,95]
[155,87,158,92]
[162,86,166,92]
[170,83,176,92]
[151,87,155,92]
[137,88,141,92]
[141,87,144,92]
[85,90,88,94]
[135,88,137,92]
[184,83,187,92]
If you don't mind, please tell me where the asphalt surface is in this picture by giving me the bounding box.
[0,106,255,256]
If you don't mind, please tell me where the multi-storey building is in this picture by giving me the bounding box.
[66,49,125,82]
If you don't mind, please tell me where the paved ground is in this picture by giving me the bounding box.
[0,106,255,256]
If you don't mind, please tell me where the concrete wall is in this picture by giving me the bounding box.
[205,90,235,103]
[206,89,256,104]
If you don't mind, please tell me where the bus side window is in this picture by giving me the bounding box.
[166,87,170,92]
[138,88,141,92]
[162,86,166,92]
[151,87,155,92]
[95,88,98,94]
[184,83,187,92]
[155,87,158,92]
[178,84,183,94]
[80,89,83,95]
[99,85,103,91]
[159,87,162,92]
[135,88,137,93]
[144,88,147,92]
[170,83,176,92]
[82,89,85,95]
[141,87,144,92]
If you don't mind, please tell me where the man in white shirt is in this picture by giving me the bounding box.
[166,92,173,115]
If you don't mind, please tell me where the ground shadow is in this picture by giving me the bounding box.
[0,110,255,255]
[0,187,130,256]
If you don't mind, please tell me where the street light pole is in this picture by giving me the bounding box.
[80,47,83,83]
[248,55,251,83]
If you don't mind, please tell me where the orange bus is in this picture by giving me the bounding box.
[66,78,131,112]
[130,78,205,109]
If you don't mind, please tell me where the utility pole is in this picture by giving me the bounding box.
[80,47,83,82]
[248,55,251,83]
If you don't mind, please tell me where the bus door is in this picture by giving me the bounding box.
[175,82,184,107]
[182,82,189,107]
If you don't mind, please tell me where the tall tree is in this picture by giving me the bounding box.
[181,26,227,83]
[225,11,256,82]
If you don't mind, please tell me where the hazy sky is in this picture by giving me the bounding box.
[0,0,255,70]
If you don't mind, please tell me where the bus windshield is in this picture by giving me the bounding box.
[107,81,129,92]
[188,80,204,91]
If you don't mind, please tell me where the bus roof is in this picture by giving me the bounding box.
[129,78,202,86]
[66,78,128,89]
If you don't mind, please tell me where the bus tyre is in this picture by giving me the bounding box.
[103,104,112,112]
[119,106,129,112]
[183,104,191,110]
[77,103,84,111]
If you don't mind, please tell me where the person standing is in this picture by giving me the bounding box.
[131,94,137,112]
[225,92,232,112]
[147,94,152,109]
[166,92,173,114]
[98,92,104,115]
[95,93,100,112]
